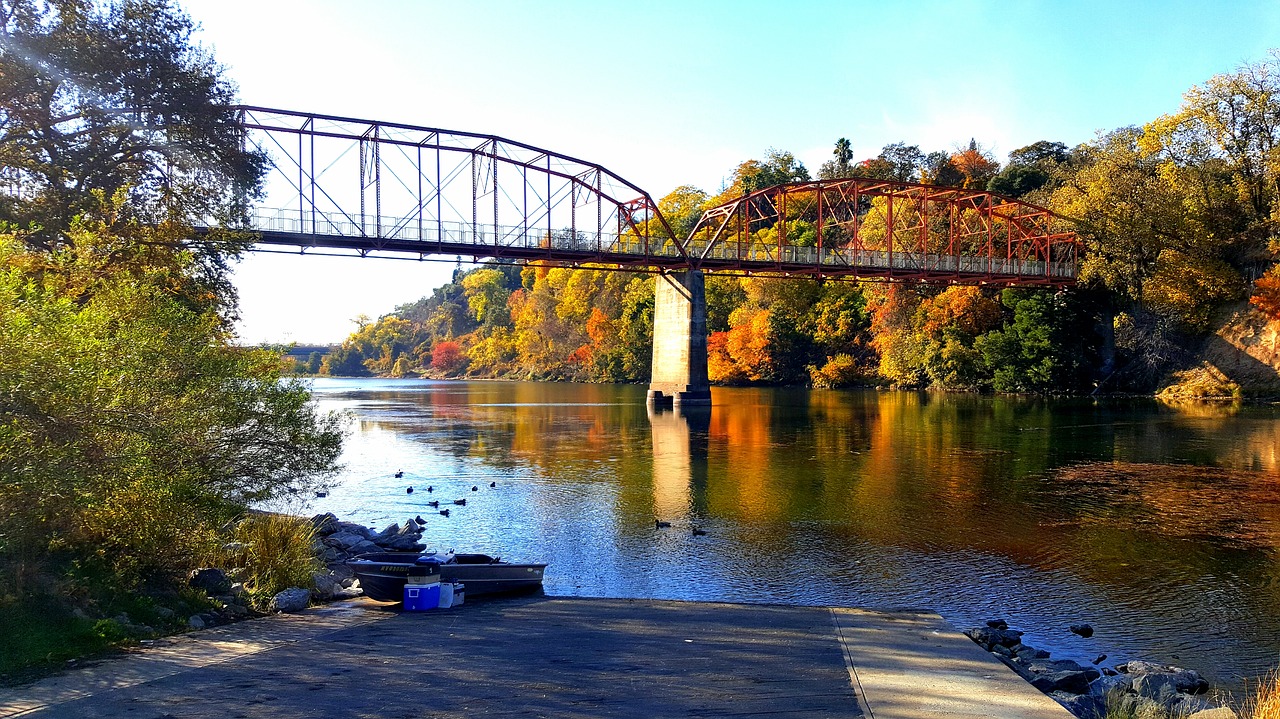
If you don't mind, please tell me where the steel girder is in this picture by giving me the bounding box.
[234,106,681,264]
[683,178,1080,286]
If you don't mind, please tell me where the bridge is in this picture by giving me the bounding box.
[234,106,1081,406]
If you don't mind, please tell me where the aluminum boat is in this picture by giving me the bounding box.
[347,552,546,602]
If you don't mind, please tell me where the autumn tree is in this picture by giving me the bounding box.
[950,139,1001,189]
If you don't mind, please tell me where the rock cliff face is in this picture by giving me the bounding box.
[1161,303,1280,398]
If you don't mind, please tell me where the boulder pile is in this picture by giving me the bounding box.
[182,513,422,629]
[965,620,1235,719]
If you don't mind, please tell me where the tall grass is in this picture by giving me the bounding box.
[1242,670,1280,719]
[221,514,320,608]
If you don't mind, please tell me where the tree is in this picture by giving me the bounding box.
[976,290,1095,393]
[1008,140,1069,168]
[430,340,465,374]
[855,143,925,183]
[657,185,708,239]
[0,227,344,596]
[462,268,513,326]
[818,137,855,179]
[0,0,266,252]
[950,139,1000,189]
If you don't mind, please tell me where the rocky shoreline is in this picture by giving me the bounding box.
[183,513,427,626]
[965,620,1237,719]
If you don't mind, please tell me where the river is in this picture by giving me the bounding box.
[302,377,1280,690]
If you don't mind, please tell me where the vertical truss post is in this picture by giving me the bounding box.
[308,118,316,237]
[297,122,304,232]
[374,125,381,242]
[359,134,366,237]
[435,136,443,252]
[778,190,786,265]
[886,188,894,272]
[986,194,994,276]
[546,155,552,253]
[816,185,824,269]
[471,153,478,245]
[492,139,499,250]
[416,144,423,242]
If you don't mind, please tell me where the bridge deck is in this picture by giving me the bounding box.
[247,218,1076,285]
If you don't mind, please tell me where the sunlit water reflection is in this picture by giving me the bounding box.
[301,378,1280,690]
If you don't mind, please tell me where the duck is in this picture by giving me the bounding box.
[426,486,433,493]
[426,500,440,508]
[489,482,496,488]
[655,519,671,529]
[692,526,707,536]
[453,498,467,506]
[439,509,450,517]
[394,470,404,479]
[471,485,478,492]
[406,487,413,494]
[414,515,426,526]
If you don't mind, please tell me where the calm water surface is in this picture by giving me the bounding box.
[303,378,1280,689]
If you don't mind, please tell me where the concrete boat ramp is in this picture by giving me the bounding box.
[0,596,1072,718]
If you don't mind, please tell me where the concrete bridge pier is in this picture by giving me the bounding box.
[647,269,712,407]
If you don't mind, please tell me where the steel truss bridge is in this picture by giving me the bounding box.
[236,107,1079,286]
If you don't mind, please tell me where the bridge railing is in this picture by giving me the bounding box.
[239,207,1076,280]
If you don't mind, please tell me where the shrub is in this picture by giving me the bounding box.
[221,514,320,608]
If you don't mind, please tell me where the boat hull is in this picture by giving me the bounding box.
[347,552,546,602]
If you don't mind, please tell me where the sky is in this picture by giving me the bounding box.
[181,0,1280,345]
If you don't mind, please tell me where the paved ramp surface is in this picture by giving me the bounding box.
[1,597,1072,719]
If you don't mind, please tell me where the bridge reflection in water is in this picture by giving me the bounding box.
[647,404,710,522]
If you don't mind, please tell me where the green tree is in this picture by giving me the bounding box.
[0,0,266,255]
[818,137,855,179]
[0,226,344,597]
[976,290,1094,393]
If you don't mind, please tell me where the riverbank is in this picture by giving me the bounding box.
[964,620,1238,718]
[0,595,1075,719]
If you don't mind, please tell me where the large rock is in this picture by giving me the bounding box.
[1049,690,1103,719]
[311,572,342,600]
[268,587,311,613]
[310,512,339,536]
[1120,662,1210,695]
[348,539,380,555]
[1014,644,1051,660]
[1087,674,1133,698]
[325,531,368,550]
[964,626,1023,650]
[1132,673,1181,705]
[188,568,231,595]
[326,563,355,582]
[332,521,375,539]
[1047,670,1092,695]
[380,535,425,552]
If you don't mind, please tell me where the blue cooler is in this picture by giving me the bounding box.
[403,583,440,610]
[403,558,442,611]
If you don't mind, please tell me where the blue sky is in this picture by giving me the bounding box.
[182,0,1280,344]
